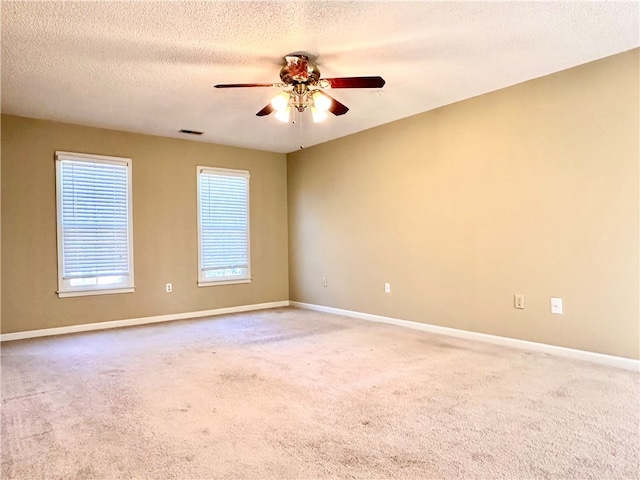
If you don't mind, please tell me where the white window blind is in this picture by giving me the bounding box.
[55,152,134,297]
[197,167,251,285]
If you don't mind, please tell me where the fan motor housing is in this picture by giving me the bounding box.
[279,55,320,85]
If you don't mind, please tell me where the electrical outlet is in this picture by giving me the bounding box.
[165,283,172,293]
[514,294,525,309]
[551,297,563,314]
[322,276,327,287]
[384,283,391,294]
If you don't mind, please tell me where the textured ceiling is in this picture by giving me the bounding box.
[2,1,638,154]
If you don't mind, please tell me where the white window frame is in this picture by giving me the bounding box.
[197,166,251,287]
[55,151,135,298]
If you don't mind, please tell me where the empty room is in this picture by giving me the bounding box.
[1,2,639,479]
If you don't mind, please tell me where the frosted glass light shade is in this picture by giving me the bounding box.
[274,107,291,123]
[313,92,332,112]
[311,107,327,123]
[271,92,290,111]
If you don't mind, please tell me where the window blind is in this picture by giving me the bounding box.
[59,159,131,280]
[198,169,249,281]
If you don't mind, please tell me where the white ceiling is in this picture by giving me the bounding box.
[2,1,638,154]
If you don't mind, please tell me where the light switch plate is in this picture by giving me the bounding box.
[551,297,563,314]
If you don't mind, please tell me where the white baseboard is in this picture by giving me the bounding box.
[0,301,290,342]
[290,301,640,372]
[5,299,637,372]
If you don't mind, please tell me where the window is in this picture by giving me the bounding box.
[197,167,251,286]
[55,151,134,297]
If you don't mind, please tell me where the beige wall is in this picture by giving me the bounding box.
[1,116,289,333]
[288,49,640,359]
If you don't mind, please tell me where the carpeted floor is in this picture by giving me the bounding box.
[1,307,639,479]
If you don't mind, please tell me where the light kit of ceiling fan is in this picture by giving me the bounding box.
[214,54,385,123]
[270,88,332,123]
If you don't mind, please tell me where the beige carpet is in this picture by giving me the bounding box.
[1,307,638,479]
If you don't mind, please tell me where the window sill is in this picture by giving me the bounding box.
[198,278,252,287]
[57,287,135,298]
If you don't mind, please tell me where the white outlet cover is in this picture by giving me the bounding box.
[551,297,563,314]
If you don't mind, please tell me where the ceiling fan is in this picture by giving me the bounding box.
[214,54,385,123]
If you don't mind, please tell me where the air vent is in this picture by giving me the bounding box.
[179,129,203,135]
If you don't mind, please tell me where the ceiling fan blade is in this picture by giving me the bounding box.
[256,104,274,116]
[321,76,385,89]
[214,83,277,88]
[317,92,349,116]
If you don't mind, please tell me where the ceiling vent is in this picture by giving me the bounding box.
[179,129,203,135]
